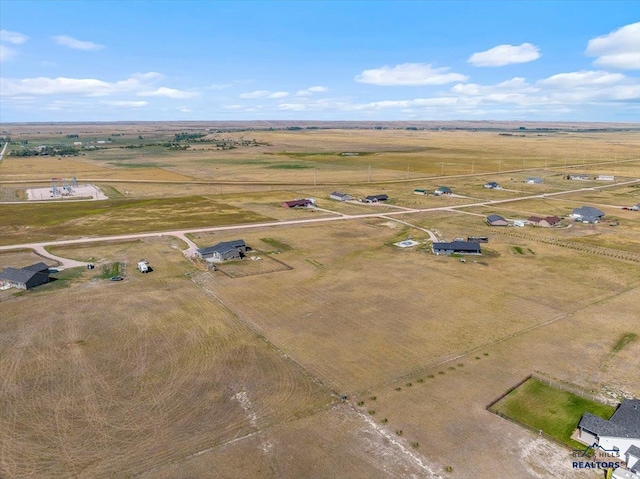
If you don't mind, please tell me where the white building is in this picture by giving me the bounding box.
[596,175,615,181]
[577,399,640,463]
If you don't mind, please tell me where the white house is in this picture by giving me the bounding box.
[137,261,149,273]
[577,399,640,461]
[596,175,615,181]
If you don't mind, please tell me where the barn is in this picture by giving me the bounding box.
[0,262,51,290]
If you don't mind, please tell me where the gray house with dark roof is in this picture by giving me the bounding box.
[571,206,605,223]
[197,240,247,262]
[577,399,640,458]
[432,241,482,255]
[0,262,50,290]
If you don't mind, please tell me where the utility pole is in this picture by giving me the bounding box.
[472,159,474,174]
[406,163,409,180]
[368,165,371,183]
[314,169,316,186]
[499,160,502,172]
[441,162,444,176]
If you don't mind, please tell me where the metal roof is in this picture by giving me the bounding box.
[487,214,507,222]
[433,241,481,253]
[573,206,605,218]
[0,264,49,285]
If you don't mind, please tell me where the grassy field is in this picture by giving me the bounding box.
[0,195,272,245]
[1,124,639,479]
[489,377,616,450]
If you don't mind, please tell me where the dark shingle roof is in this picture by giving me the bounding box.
[0,264,49,285]
[365,194,388,201]
[573,206,605,218]
[198,240,245,256]
[22,262,49,272]
[487,214,506,223]
[433,241,481,253]
[579,399,640,440]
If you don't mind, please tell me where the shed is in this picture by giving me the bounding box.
[0,262,50,290]
[486,214,508,226]
[483,181,500,189]
[329,192,353,201]
[413,188,427,195]
[432,241,482,255]
[595,175,615,181]
[197,240,247,262]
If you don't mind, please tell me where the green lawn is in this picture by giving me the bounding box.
[490,377,616,450]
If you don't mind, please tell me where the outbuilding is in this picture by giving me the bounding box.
[525,177,543,184]
[595,175,615,181]
[0,262,51,290]
[486,214,508,226]
[569,174,590,181]
[329,191,353,201]
[413,188,427,195]
[484,181,500,189]
[432,241,482,255]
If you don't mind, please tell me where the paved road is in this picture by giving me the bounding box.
[0,142,7,162]
[1,178,638,267]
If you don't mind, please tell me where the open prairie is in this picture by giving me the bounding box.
[1,123,639,478]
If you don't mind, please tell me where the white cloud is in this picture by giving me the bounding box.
[0,30,28,45]
[268,91,289,98]
[468,43,541,67]
[100,100,148,107]
[586,22,640,70]
[206,83,233,90]
[296,85,328,96]
[52,35,105,51]
[0,72,165,97]
[178,106,192,113]
[0,44,17,62]
[355,63,467,86]
[239,90,271,98]
[538,70,626,88]
[138,87,198,99]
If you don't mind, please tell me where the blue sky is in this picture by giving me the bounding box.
[0,1,638,122]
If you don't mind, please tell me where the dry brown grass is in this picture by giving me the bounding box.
[0,239,330,478]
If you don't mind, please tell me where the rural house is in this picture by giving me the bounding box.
[483,181,501,189]
[527,216,561,227]
[434,186,452,196]
[281,198,314,208]
[0,262,51,290]
[571,206,605,223]
[329,191,353,201]
[197,240,247,262]
[486,214,509,226]
[364,194,388,203]
[577,399,640,462]
[432,241,482,255]
[525,177,543,184]
[569,174,590,181]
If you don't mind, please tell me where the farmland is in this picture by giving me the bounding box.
[1,123,639,478]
